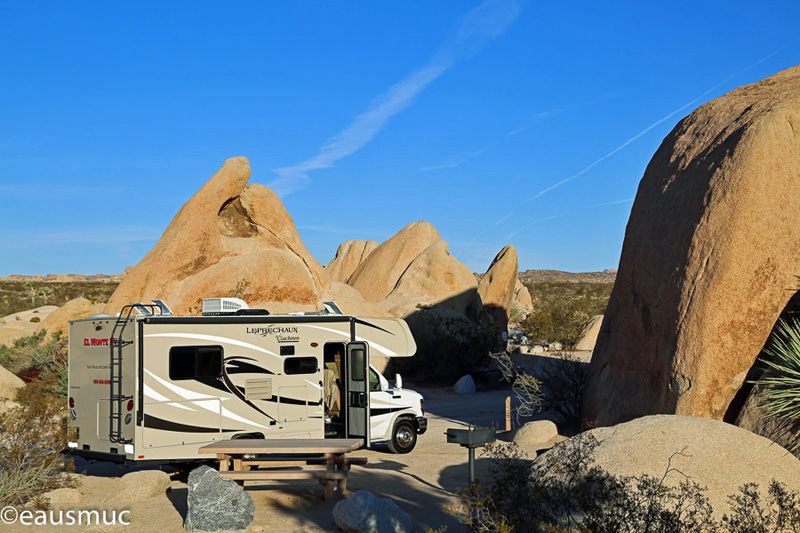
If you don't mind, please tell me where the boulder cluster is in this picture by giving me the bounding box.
[582,64,800,448]
[95,156,531,377]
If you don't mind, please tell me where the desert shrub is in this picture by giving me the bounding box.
[520,282,611,347]
[537,351,590,431]
[0,377,75,506]
[456,434,800,532]
[0,330,68,400]
[491,351,543,424]
[0,280,117,317]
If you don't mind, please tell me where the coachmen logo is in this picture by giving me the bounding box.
[83,338,110,347]
[246,326,299,343]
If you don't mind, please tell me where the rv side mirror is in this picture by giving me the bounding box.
[395,374,403,390]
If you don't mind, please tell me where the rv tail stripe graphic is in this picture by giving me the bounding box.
[304,324,399,357]
[143,414,242,433]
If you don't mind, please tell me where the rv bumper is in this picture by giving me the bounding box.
[416,416,428,434]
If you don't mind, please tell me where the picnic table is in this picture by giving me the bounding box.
[198,438,366,500]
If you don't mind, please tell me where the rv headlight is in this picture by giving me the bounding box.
[67,442,79,449]
[124,444,134,454]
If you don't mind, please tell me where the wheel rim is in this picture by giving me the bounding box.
[396,426,414,448]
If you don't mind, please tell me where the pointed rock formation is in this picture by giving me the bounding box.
[105,157,330,315]
[377,240,479,318]
[347,222,441,303]
[582,65,800,427]
[325,239,378,283]
[513,279,533,315]
[478,245,519,330]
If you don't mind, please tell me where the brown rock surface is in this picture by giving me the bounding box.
[348,221,441,303]
[582,65,800,427]
[0,365,24,400]
[513,278,533,315]
[36,298,106,336]
[478,245,518,329]
[325,239,378,283]
[377,240,479,318]
[574,314,603,352]
[104,157,329,315]
[0,306,59,345]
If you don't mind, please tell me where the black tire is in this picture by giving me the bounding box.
[387,418,417,454]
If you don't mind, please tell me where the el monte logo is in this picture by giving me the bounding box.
[83,338,110,347]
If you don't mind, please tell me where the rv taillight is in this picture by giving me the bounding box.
[69,397,74,408]
[127,399,134,411]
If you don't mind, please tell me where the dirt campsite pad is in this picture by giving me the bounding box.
[3,387,514,533]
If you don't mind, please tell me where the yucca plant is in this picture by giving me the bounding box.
[755,318,800,448]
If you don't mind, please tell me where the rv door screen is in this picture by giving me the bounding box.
[346,342,369,441]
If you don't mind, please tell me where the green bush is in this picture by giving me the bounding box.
[0,330,68,401]
[520,282,611,347]
[753,318,800,451]
[0,378,75,506]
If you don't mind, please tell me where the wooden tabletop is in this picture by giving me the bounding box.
[198,438,364,455]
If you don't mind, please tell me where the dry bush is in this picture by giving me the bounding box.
[456,435,800,532]
[0,377,75,506]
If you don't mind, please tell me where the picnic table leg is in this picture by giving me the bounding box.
[217,453,230,471]
[320,479,334,501]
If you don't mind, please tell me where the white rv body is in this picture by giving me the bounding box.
[67,300,426,464]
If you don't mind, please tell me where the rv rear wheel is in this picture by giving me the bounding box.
[387,418,417,454]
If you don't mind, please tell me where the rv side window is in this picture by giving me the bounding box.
[169,346,223,380]
[350,348,365,382]
[284,357,317,375]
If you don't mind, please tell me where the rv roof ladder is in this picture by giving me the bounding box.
[108,305,140,444]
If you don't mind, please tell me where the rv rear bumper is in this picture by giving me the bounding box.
[416,416,427,434]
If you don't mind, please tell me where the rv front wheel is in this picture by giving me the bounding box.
[387,418,417,454]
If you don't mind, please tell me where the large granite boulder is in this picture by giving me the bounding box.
[333,490,413,533]
[0,306,59,345]
[376,240,479,318]
[535,415,800,517]
[513,279,533,316]
[106,470,171,503]
[326,239,378,283]
[574,315,603,352]
[0,365,24,400]
[104,157,329,316]
[582,65,800,427]
[348,221,441,303]
[36,297,105,337]
[478,245,519,330]
[184,465,254,532]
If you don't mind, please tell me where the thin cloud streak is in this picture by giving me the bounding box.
[524,46,788,203]
[270,0,522,196]
[490,44,790,228]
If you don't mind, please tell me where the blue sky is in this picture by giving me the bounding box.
[1,1,798,276]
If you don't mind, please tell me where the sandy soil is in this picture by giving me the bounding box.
[4,387,519,533]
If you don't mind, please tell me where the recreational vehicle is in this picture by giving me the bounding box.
[67,298,427,464]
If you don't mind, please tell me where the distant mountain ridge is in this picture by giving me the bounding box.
[4,269,617,285]
[517,269,617,284]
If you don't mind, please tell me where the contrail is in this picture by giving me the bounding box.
[493,44,790,224]
[270,0,522,196]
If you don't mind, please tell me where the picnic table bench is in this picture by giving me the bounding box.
[198,438,366,500]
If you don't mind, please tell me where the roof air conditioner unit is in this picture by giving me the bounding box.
[202,298,249,316]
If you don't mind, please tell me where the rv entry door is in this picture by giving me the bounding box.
[345,342,369,443]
